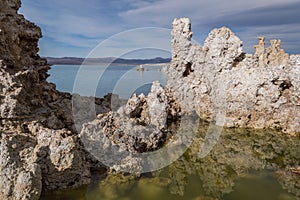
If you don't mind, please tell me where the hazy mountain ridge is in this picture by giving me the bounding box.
[46,57,171,65]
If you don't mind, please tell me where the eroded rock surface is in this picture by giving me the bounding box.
[254,36,290,66]
[0,132,41,200]
[80,81,182,174]
[0,0,74,132]
[28,123,91,191]
[0,0,112,198]
[168,18,300,135]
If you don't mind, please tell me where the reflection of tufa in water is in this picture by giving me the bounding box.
[43,124,300,199]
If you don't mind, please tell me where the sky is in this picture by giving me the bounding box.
[19,0,300,58]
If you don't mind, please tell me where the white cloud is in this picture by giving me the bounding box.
[87,27,171,58]
[19,0,300,57]
[20,2,120,42]
[119,0,299,26]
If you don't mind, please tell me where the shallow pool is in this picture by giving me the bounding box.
[40,123,300,200]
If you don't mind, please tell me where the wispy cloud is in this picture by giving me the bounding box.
[119,0,299,26]
[19,0,300,57]
[88,27,171,58]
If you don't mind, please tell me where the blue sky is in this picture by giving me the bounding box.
[19,0,300,58]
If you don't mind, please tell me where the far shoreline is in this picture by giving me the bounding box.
[50,62,170,67]
[45,57,171,66]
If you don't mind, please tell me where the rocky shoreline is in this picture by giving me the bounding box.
[0,0,299,199]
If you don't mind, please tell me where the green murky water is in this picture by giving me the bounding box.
[40,123,300,200]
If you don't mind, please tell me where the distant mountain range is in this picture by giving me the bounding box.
[45,57,171,65]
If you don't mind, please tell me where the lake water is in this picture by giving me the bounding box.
[40,125,300,200]
[47,64,168,99]
[45,65,300,200]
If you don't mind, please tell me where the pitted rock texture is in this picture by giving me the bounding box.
[28,123,91,191]
[0,122,92,200]
[0,0,44,70]
[80,81,182,174]
[0,132,41,200]
[0,0,112,198]
[168,18,300,135]
[0,0,72,131]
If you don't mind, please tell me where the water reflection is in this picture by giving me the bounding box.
[41,121,300,200]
